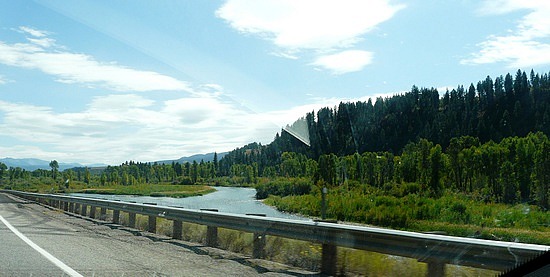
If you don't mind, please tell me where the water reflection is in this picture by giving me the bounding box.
[69,186,308,221]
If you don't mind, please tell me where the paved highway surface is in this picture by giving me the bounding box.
[0,193,312,276]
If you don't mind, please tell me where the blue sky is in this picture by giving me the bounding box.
[1,0,549,165]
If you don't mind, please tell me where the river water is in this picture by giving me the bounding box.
[69,187,308,221]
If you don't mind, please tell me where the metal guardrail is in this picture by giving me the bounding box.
[3,190,548,276]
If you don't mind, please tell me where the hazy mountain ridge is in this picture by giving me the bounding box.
[155,152,228,164]
[0,158,86,171]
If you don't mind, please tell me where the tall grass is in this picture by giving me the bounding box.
[265,185,550,245]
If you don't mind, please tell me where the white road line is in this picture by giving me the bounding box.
[0,215,83,277]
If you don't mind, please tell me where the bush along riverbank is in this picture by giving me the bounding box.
[259,179,550,245]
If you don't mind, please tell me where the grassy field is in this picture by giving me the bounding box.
[3,179,216,198]
[74,184,216,198]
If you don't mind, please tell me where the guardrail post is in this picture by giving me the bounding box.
[74,203,80,214]
[128,212,136,228]
[201,209,218,247]
[148,216,157,233]
[247,213,266,259]
[144,203,157,233]
[68,202,75,213]
[100,207,107,220]
[318,219,338,276]
[89,206,96,218]
[173,220,183,240]
[321,243,337,276]
[112,209,120,224]
[426,261,445,277]
[80,204,87,216]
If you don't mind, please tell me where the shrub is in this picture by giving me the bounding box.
[255,177,312,199]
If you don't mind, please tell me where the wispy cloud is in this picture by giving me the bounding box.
[216,0,404,73]
[311,50,373,74]
[0,75,11,85]
[0,26,191,92]
[18,26,49,37]
[270,51,299,60]
[0,93,282,164]
[462,1,550,68]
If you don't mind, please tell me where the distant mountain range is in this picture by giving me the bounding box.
[0,152,228,171]
[0,158,89,171]
[155,152,228,165]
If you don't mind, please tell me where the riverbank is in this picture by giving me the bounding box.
[263,190,550,245]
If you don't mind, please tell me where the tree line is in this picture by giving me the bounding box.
[255,133,549,209]
[0,155,222,188]
[220,69,550,176]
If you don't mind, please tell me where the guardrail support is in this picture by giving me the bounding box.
[318,219,338,276]
[128,212,136,228]
[74,203,81,214]
[144,203,157,233]
[89,206,96,218]
[68,202,75,213]
[202,209,218,247]
[100,207,107,220]
[247,213,266,259]
[148,216,157,233]
[63,201,69,211]
[206,225,218,247]
[426,261,445,277]
[113,209,120,224]
[80,204,87,216]
[321,243,337,276]
[173,220,183,240]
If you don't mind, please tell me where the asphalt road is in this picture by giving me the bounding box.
[0,193,312,276]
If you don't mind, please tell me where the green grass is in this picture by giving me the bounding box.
[3,178,216,198]
[74,184,216,198]
[264,186,550,245]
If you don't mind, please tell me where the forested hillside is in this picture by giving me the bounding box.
[219,69,550,175]
[216,69,550,243]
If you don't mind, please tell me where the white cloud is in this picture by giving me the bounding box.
[26,37,57,48]
[462,1,550,67]
[216,0,404,73]
[311,50,373,74]
[0,75,11,84]
[0,27,191,92]
[18,26,49,37]
[217,0,404,50]
[0,94,281,164]
[270,51,299,60]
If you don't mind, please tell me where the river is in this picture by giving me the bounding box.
[69,187,309,221]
